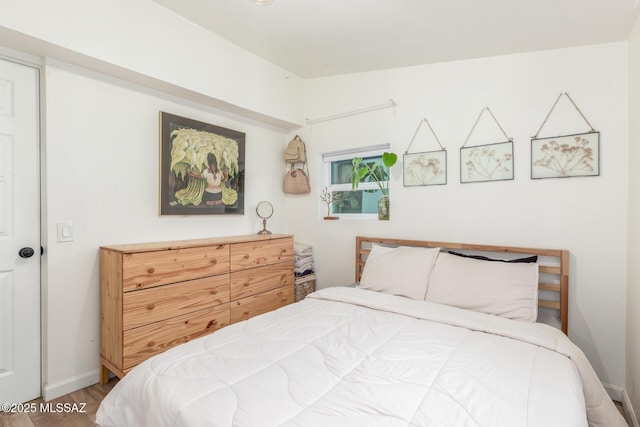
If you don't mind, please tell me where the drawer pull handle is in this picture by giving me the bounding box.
[244,282,250,287]
[210,290,218,295]
[136,283,143,289]
[147,341,155,347]
[282,298,287,302]
[211,259,217,265]
[243,311,250,316]
[280,249,287,255]
[147,267,155,274]
[147,303,155,310]
[206,320,218,329]
[244,254,250,259]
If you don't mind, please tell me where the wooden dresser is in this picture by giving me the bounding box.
[99,234,294,383]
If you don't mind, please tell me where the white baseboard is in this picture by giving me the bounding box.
[42,369,100,401]
[623,390,639,427]
[604,383,625,402]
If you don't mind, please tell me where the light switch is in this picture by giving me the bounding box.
[57,222,74,242]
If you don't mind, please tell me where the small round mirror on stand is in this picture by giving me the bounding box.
[256,201,274,235]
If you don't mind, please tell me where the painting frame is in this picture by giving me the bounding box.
[159,112,245,215]
[403,150,447,187]
[530,131,600,179]
[460,141,514,184]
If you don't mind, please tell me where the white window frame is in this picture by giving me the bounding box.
[322,144,390,219]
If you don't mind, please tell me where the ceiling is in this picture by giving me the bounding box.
[153,0,640,78]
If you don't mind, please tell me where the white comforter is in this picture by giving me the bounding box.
[96,287,626,427]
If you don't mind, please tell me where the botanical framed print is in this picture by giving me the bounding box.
[531,131,599,179]
[403,150,447,186]
[460,141,513,183]
[159,112,245,215]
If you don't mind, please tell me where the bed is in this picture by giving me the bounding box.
[96,236,626,427]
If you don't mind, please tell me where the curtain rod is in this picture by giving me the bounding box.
[305,99,397,126]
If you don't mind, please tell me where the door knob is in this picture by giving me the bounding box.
[18,247,35,258]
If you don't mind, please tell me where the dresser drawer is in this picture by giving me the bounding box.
[230,262,293,301]
[123,304,230,369]
[123,274,230,330]
[229,238,293,272]
[122,245,229,291]
[230,285,293,323]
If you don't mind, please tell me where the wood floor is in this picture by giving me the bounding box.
[0,380,628,427]
[0,379,118,427]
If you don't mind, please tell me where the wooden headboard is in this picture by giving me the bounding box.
[355,236,570,334]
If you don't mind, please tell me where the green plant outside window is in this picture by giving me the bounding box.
[329,155,385,215]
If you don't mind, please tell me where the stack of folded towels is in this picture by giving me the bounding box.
[294,242,314,277]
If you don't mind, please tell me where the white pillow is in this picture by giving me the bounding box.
[426,252,539,322]
[360,245,440,300]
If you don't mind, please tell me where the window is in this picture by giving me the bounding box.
[322,144,389,218]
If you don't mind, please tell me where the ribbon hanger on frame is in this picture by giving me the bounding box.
[405,117,446,154]
[532,92,596,139]
[462,107,512,148]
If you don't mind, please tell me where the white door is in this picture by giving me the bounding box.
[0,57,41,404]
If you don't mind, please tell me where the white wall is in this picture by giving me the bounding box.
[40,61,291,399]
[0,0,304,128]
[292,43,628,395]
[627,14,640,424]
